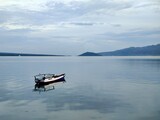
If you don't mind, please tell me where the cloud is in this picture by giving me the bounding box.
[69,22,94,26]
[100,28,160,40]
[0,0,134,25]
[111,24,121,27]
[0,0,48,11]
[0,0,160,55]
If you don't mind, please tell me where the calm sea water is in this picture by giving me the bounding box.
[0,56,160,120]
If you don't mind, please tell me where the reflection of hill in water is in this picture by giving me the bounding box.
[33,78,66,92]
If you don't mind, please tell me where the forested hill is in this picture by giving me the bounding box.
[99,44,160,56]
[79,44,160,56]
[1,44,160,56]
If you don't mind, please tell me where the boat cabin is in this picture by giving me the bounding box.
[34,74,55,80]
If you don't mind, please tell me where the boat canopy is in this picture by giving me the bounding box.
[34,74,55,80]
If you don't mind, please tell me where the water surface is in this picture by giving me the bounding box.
[0,56,160,120]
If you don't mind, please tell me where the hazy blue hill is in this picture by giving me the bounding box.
[98,44,160,56]
[0,52,64,56]
[79,52,101,56]
[1,44,160,56]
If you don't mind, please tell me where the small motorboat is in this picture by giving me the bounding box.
[34,73,65,84]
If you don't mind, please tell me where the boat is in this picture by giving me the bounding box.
[34,73,65,84]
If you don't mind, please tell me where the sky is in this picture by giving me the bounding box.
[0,0,160,55]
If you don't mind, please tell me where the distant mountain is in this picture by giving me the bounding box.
[98,44,160,56]
[79,44,160,56]
[79,52,101,56]
[1,44,160,56]
[0,52,64,56]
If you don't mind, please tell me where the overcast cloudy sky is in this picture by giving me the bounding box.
[0,0,160,55]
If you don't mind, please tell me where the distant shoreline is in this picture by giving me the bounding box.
[0,52,66,56]
[1,43,160,56]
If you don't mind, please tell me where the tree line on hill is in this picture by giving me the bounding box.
[79,44,160,56]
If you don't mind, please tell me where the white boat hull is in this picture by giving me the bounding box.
[43,75,64,83]
[34,73,65,84]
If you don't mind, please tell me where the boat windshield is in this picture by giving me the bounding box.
[45,74,54,78]
[35,74,54,80]
[35,74,44,80]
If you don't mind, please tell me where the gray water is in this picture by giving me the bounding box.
[0,56,160,120]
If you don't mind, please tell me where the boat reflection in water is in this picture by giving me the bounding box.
[33,78,66,92]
